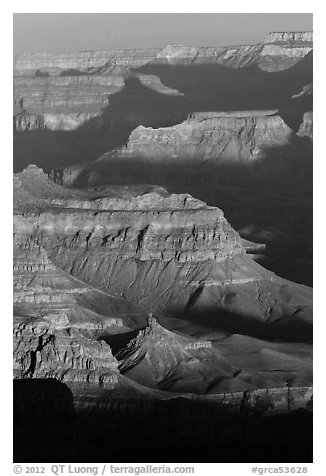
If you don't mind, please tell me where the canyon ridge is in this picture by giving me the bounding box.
[13,30,313,463]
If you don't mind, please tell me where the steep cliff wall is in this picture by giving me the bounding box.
[154,42,312,71]
[14,166,312,335]
[297,111,313,139]
[14,31,312,76]
[13,32,313,144]
[13,164,313,408]
[153,44,262,68]
[13,167,156,389]
[13,237,123,388]
[13,73,185,132]
[110,110,292,163]
[47,108,312,287]
[13,317,120,387]
[265,32,313,43]
[115,316,240,393]
[13,49,160,76]
[292,83,313,100]
[14,75,124,131]
[59,110,297,187]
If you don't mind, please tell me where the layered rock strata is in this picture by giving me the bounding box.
[14,32,312,76]
[47,107,312,289]
[297,111,313,139]
[14,75,124,131]
[13,32,312,136]
[13,164,313,409]
[14,166,312,332]
[112,110,291,163]
[56,110,305,187]
[13,317,119,387]
[265,32,313,43]
[13,49,160,76]
[116,316,240,393]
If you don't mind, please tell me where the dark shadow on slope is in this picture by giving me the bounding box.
[13,378,74,426]
[183,307,312,344]
[98,329,139,355]
[13,76,193,173]
[13,66,313,284]
[100,310,312,350]
[279,96,312,132]
[14,379,313,463]
[278,51,312,131]
[71,406,312,463]
[14,56,312,173]
[66,134,312,285]
[13,378,77,461]
[133,58,312,120]
[133,56,312,133]
[255,256,313,287]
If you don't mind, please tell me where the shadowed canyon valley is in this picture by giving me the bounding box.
[13,30,313,462]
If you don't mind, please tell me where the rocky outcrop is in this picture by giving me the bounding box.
[14,75,124,131]
[14,32,312,131]
[113,110,291,162]
[13,164,313,407]
[13,237,147,331]
[58,110,296,187]
[14,32,312,76]
[116,316,239,393]
[13,317,119,387]
[153,44,262,68]
[136,73,184,96]
[257,32,312,72]
[292,83,313,99]
[47,107,312,291]
[13,33,312,143]
[14,75,123,113]
[260,44,311,58]
[155,41,312,71]
[265,32,313,43]
[258,45,312,72]
[13,32,313,457]
[297,111,313,139]
[13,166,154,389]
[13,71,185,132]
[13,49,160,76]
[13,241,143,388]
[15,111,45,131]
[14,165,244,267]
[14,166,312,334]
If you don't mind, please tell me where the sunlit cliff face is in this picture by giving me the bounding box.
[13,31,313,403]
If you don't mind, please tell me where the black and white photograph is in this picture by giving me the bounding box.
[10,6,316,469]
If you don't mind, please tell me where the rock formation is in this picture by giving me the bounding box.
[265,31,313,43]
[13,157,313,466]
[13,31,313,137]
[13,165,313,395]
[96,111,291,171]
[52,109,308,185]
[297,111,313,139]
[14,32,312,76]
[13,75,124,131]
[116,316,240,393]
[13,49,159,76]
[13,317,119,387]
[49,104,311,283]
[14,165,312,337]
[13,29,313,463]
